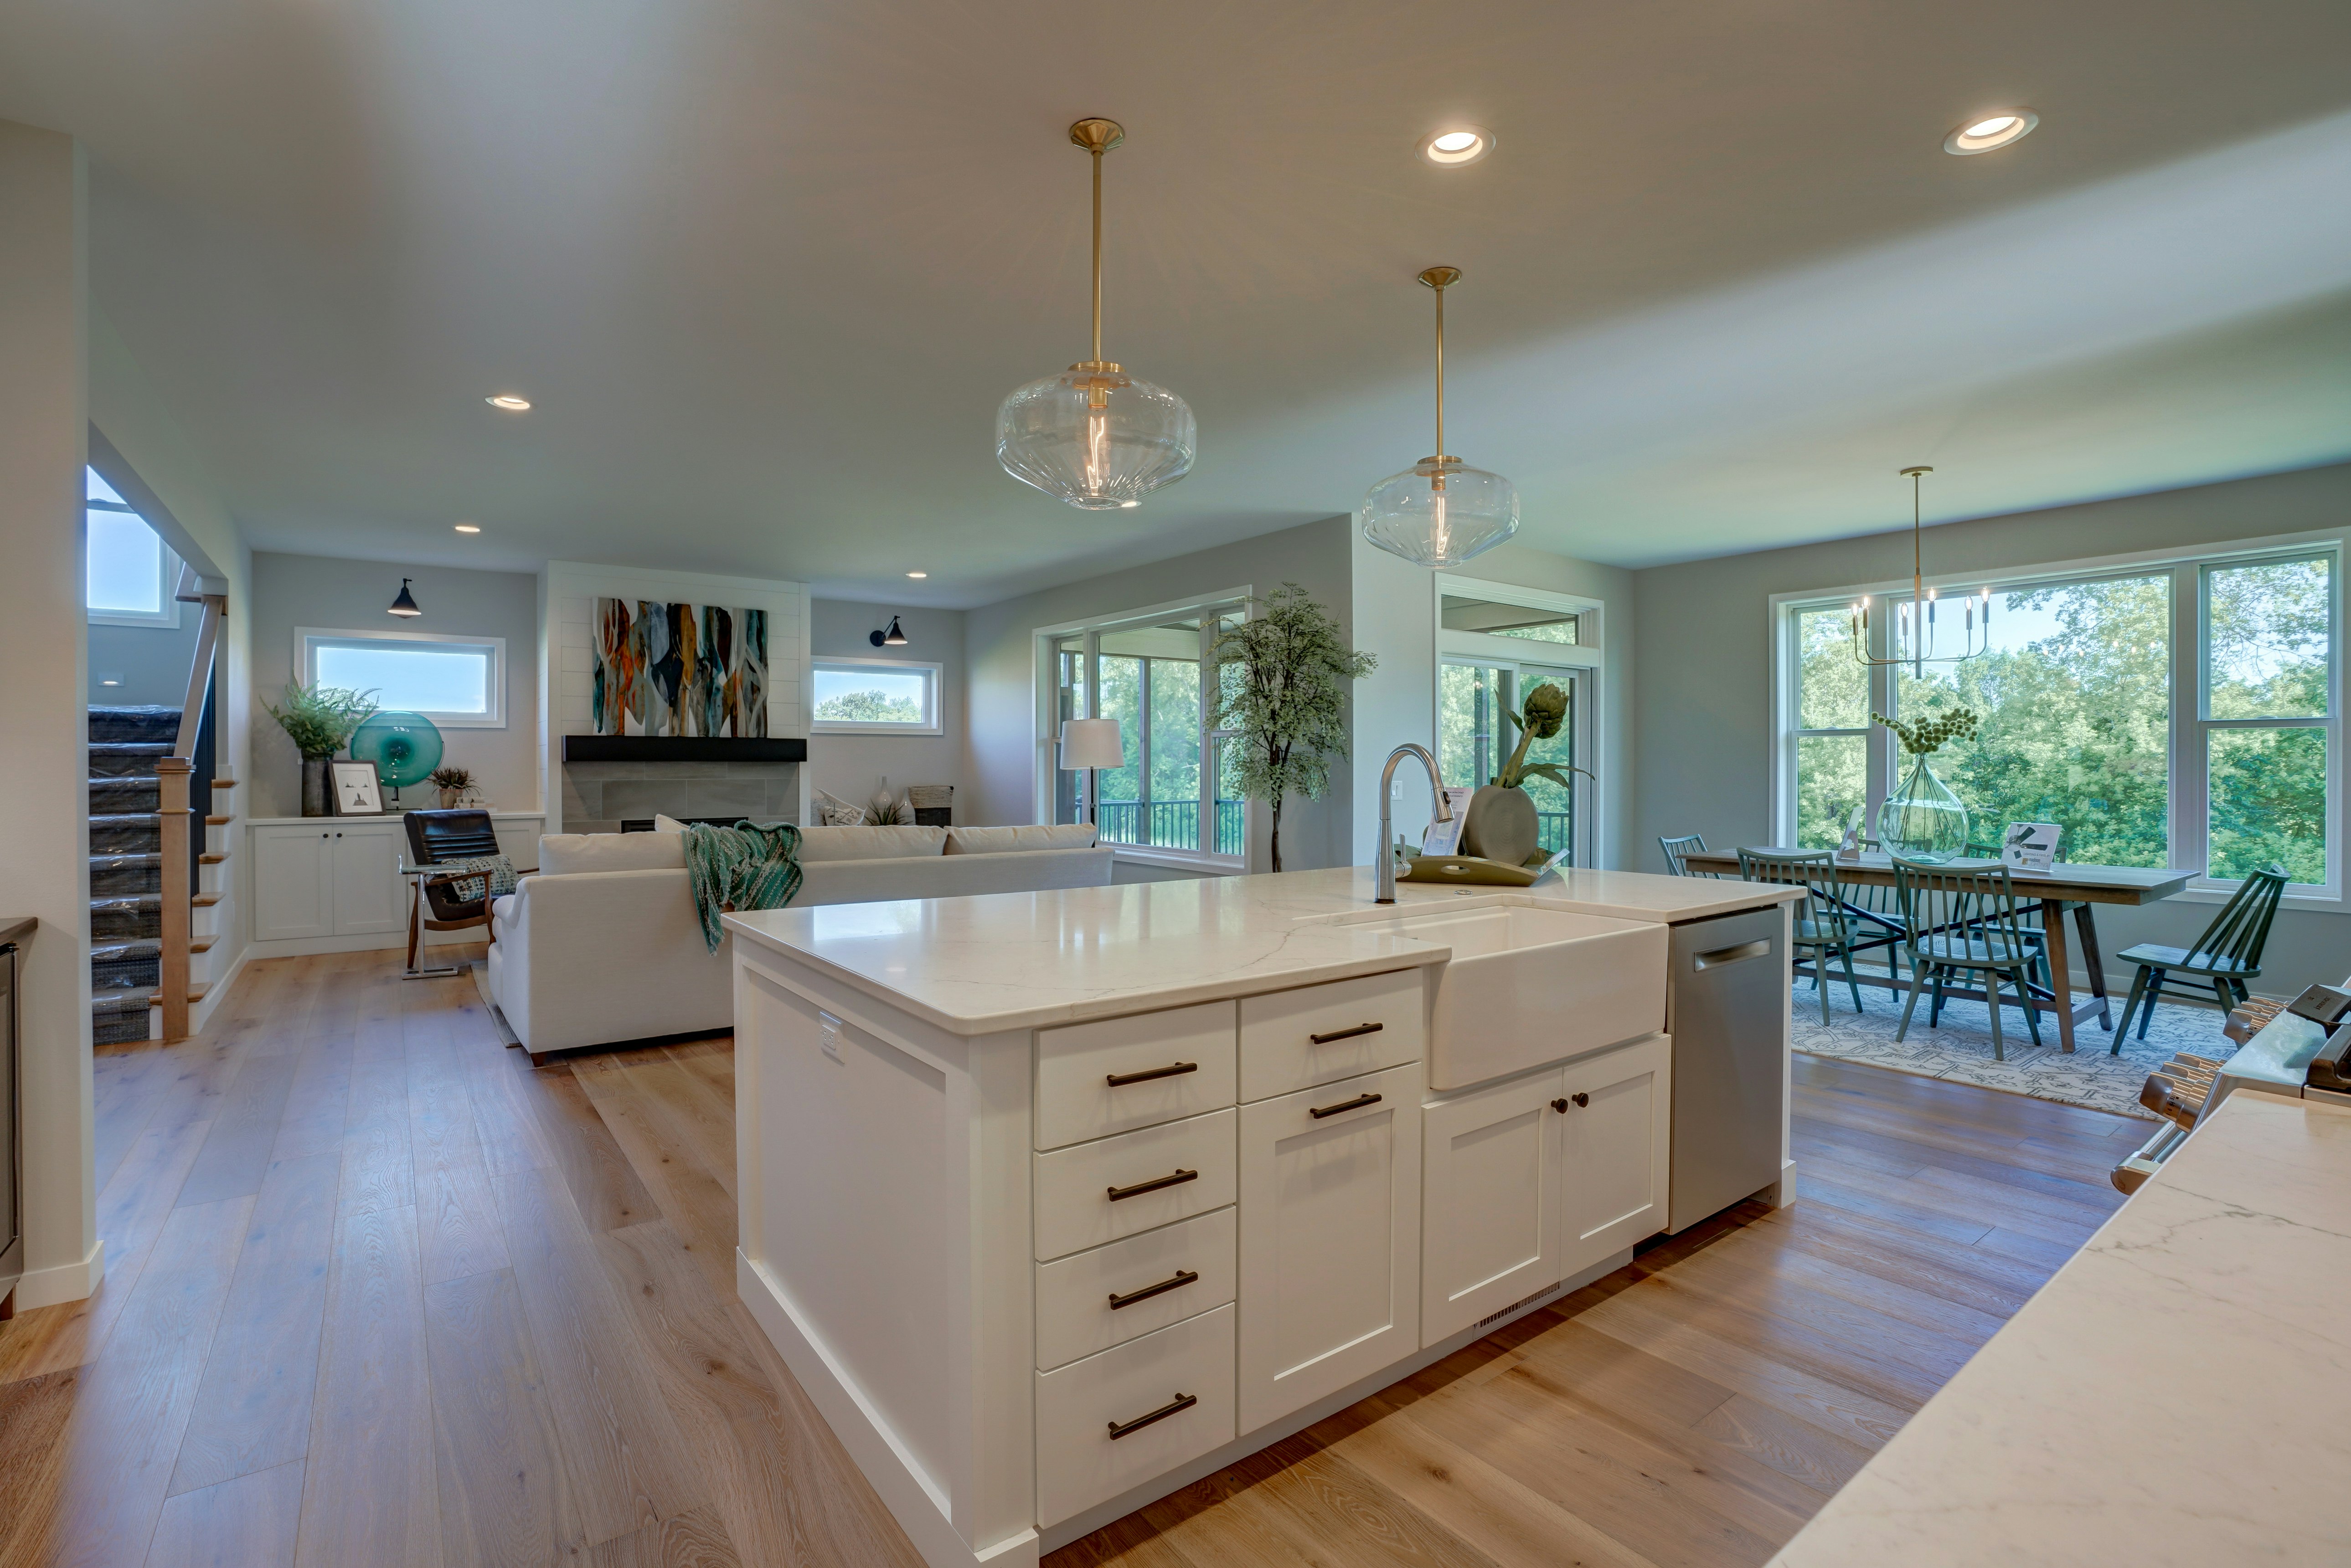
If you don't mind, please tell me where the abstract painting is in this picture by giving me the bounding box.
[592,599,768,736]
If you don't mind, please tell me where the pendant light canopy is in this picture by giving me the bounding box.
[997,119,1196,511]
[1359,267,1519,568]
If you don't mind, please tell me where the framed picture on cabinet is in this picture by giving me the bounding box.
[329,759,386,816]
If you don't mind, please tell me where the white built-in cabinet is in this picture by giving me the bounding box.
[251,820,406,940]
[1420,1033,1672,1343]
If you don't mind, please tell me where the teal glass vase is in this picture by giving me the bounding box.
[1876,753,1969,863]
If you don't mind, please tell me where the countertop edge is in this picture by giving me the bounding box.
[0,915,34,947]
[724,916,1453,1036]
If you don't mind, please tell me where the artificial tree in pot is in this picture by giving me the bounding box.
[263,682,377,816]
[1212,584,1375,872]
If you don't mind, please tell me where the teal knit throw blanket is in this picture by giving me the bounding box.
[681,821,804,953]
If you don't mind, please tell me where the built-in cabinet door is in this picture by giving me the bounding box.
[251,825,335,941]
[1420,1070,1563,1346]
[1236,1061,1420,1435]
[1557,1035,1672,1279]
[330,822,407,936]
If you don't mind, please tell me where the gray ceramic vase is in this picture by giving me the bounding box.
[301,756,330,817]
[1459,784,1539,866]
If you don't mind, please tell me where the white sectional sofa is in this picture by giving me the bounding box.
[482,823,1111,1062]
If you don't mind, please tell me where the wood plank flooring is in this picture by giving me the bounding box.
[0,950,2146,1567]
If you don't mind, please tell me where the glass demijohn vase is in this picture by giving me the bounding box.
[1875,752,1969,863]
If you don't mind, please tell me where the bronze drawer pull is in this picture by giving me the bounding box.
[1310,1091,1383,1120]
[1108,1392,1198,1440]
[1108,1269,1200,1310]
[1107,1168,1197,1202]
[1309,1021,1383,1044]
[1105,1061,1198,1088]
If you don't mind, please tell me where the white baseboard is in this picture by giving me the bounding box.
[14,1238,105,1310]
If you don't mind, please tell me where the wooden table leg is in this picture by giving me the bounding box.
[2040,897,2076,1053]
[2072,902,2114,1029]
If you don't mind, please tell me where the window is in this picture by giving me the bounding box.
[810,657,942,734]
[1440,661,1583,860]
[1436,576,1602,868]
[1779,538,2339,898]
[87,468,180,627]
[1440,591,1578,645]
[299,627,506,728]
[1040,594,1249,866]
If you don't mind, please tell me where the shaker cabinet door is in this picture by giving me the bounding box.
[330,822,406,936]
[1420,1069,1563,1345]
[1557,1034,1672,1279]
[251,825,335,941]
[1236,1061,1420,1435]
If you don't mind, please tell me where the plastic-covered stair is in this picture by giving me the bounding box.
[89,705,177,1044]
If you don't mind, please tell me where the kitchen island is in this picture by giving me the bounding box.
[723,865,1800,1568]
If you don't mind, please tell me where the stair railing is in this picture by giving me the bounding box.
[156,590,226,1042]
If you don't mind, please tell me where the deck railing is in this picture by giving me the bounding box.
[1095,799,1247,857]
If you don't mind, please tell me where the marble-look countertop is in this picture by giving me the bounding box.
[1769,1091,2351,1567]
[724,864,1797,1036]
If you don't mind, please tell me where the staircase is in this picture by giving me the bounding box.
[89,702,232,1044]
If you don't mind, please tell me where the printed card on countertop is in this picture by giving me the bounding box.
[1422,787,1475,856]
[2003,822,2060,873]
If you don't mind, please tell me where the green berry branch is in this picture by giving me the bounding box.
[1873,707,1979,756]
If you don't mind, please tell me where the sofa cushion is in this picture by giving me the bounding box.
[539,832,687,875]
[796,824,947,862]
[653,813,691,834]
[943,823,1101,855]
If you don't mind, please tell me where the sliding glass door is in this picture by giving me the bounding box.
[1440,659,1583,863]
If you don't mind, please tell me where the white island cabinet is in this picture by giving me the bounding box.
[726,868,1796,1568]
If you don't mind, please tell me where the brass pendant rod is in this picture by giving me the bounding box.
[1090,144,1104,367]
[1433,281,1445,461]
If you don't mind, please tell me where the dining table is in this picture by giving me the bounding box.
[1682,849,2193,1054]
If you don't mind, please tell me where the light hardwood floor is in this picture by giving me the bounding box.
[0,950,2144,1567]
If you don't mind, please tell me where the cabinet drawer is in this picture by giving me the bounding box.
[1036,1000,1237,1151]
[1238,968,1424,1102]
[1035,1108,1237,1261]
[1036,1304,1236,1528]
[1037,1207,1237,1371]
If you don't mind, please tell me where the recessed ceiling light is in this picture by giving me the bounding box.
[485,394,531,411]
[1418,125,1495,167]
[1944,109,2038,155]
[906,571,927,579]
[453,523,481,533]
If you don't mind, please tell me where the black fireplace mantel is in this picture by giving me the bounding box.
[563,735,808,763]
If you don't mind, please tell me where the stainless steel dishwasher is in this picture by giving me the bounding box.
[1665,905,1787,1232]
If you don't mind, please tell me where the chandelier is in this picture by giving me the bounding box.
[996,119,1196,511]
[1358,266,1519,567]
[1850,466,1991,676]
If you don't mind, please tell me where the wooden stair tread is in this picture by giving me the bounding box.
[190,936,215,954]
[205,814,232,825]
[209,777,237,788]
[145,982,210,1004]
[191,892,223,907]
[198,852,227,864]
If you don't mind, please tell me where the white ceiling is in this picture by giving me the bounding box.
[5,1,2350,606]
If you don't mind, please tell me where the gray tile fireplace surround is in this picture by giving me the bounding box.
[561,760,800,836]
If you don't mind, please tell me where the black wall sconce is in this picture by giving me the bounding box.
[388,577,423,617]
[869,614,907,648]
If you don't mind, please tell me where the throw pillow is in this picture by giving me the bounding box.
[440,853,519,905]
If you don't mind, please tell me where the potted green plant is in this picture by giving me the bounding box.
[1872,706,1978,862]
[1460,681,1594,865]
[428,765,475,810]
[1212,584,1376,872]
[263,682,378,817]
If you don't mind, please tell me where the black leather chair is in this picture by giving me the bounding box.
[402,809,505,972]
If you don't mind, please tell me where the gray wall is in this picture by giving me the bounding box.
[248,553,541,818]
[964,517,1357,869]
[808,597,966,815]
[1633,460,2351,997]
[88,613,200,708]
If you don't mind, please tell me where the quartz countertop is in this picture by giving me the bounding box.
[1768,1091,2351,1567]
[723,864,1797,1036]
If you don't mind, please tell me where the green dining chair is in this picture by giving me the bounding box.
[1890,855,2043,1060]
[1659,833,1714,878]
[2110,865,2289,1051]
[1737,848,1863,1023]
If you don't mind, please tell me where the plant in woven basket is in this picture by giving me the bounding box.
[1873,707,1978,756]
[264,682,378,759]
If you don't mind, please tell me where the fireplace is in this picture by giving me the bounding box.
[559,736,807,835]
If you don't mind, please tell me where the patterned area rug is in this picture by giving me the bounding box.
[1789,966,2238,1121]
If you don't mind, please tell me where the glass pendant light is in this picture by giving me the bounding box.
[997,119,1196,511]
[1359,267,1519,567]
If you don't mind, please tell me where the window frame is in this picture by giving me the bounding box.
[297,626,508,730]
[86,476,181,628]
[1436,576,1605,871]
[808,655,944,735]
[1033,588,1253,873]
[1771,528,2344,906]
